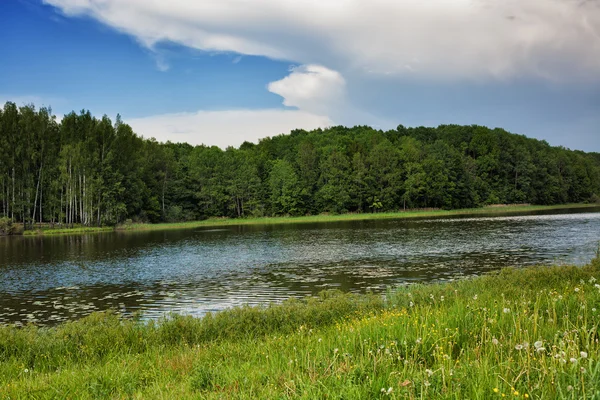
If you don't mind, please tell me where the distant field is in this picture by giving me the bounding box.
[2,257,599,398]
[20,203,600,236]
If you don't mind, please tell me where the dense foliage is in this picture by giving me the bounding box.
[1,101,599,228]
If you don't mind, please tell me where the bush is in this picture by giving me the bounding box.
[0,217,20,235]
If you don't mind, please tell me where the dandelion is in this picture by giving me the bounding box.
[425,369,434,377]
[334,348,339,354]
[473,294,478,300]
[416,337,422,344]
[595,284,600,289]
[440,296,445,301]
[575,287,580,293]
[580,367,586,373]
[580,351,588,359]
[593,308,597,312]
[536,347,546,353]
[492,338,499,345]
[24,369,29,373]
[513,390,519,396]
[493,388,499,393]
[515,344,524,350]
[409,301,414,307]
[570,358,577,363]
[534,341,543,349]
[524,395,529,398]
[318,338,322,343]
[567,385,573,391]
[424,380,431,387]
[503,308,511,313]
[386,387,393,395]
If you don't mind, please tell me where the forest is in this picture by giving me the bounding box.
[1,101,599,230]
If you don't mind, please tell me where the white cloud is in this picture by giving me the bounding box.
[267,65,346,115]
[127,109,332,148]
[45,0,600,81]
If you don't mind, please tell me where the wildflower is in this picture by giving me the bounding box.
[493,388,499,393]
[524,395,529,398]
[580,367,586,373]
[515,344,524,350]
[473,294,478,300]
[409,301,414,307]
[492,338,499,345]
[570,358,577,363]
[593,308,597,312]
[588,276,595,283]
[513,390,519,396]
[424,380,431,387]
[595,284,600,289]
[425,369,434,377]
[386,387,393,395]
[536,347,546,353]
[24,369,29,373]
[534,341,543,349]
[416,337,422,344]
[580,351,588,359]
[318,338,322,343]
[503,308,511,313]
[334,348,339,354]
[567,385,573,391]
[575,287,580,293]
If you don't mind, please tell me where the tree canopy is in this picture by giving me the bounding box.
[1,102,598,229]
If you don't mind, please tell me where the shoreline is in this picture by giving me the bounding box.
[2,259,599,398]
[18,202,600,236]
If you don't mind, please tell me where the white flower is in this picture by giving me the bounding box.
[416,338,422,344]
[24,369,29,373]
[425,369,434,377]
[318,338,322,343]
[593,308,597,312]
[440,296,445,301]
[424,380,431,387]
[536,347,546,353]
[515,344,524,350]
[473,295,478,300]
[567,385,573,391]
[409,301,414,307]
[492,338,499,345]
[589,277,596,283]
[580,351,588,359]
[595,284,600,289]
[575,288,580,293]
[534,341,543,349]
[570,358,578,363]
[503,308,511,313]
[387,387,393,395]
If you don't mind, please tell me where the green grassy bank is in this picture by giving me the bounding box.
[21,203,600,236]
[2,257,600,399]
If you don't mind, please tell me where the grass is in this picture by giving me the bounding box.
[21,203,600,236]
[2,256,600,399]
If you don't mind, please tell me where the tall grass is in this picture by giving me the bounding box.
[2,258,600,398]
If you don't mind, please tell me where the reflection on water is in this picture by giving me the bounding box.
[1,207,599,325]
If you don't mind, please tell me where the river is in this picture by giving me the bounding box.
[1,207,599,325]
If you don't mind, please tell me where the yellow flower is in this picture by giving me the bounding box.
[514,391,519,396]
[494,388,499,393]
[524,395,529,399]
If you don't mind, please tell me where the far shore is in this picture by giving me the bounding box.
[17,203,600,236]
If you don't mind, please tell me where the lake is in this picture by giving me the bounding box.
[1,207,599,325]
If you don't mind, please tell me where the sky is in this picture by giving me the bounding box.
[1,0,599,151]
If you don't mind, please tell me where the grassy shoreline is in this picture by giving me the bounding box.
[2,258,600,398]
[21,203,600,236]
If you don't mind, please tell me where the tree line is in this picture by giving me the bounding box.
[1,101,599,229]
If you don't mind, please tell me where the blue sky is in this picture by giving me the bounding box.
[1,0,599,151]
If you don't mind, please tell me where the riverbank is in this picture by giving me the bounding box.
[20,203,600,236]
[2,258,600,398]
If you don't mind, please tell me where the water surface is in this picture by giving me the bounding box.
[1,207,599,325]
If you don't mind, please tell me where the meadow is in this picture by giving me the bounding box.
[1,255,600,399]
